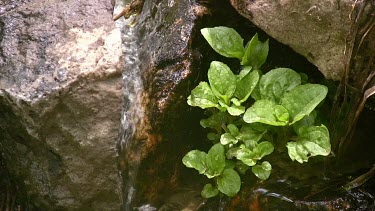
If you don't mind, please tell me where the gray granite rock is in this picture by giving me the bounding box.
[0,0,123,209]
[230,0,354,80]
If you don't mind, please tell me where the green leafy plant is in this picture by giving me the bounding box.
[183,26,331,198]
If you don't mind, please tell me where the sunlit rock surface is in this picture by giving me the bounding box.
[230,0,353,80]
[0,0,123,209]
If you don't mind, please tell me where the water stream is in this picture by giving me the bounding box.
[114,1,144,210]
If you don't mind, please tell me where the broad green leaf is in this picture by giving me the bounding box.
[231,98,241,106]
[259,68,301,103]
[200,112,228,129]
[218,99,230,108]
[227,124,239,136]
[287,125,331,163]
[241,34,259,66]
[205,144,225,178]
[251,70,263,101]
[226,147,240,159]
[237,124,267,146]
[227,145,257,166]
[225,160,236,169]
[281,84,328,124]
[243,100,289,126]
[227,104,245,116]
[217,105,228,112]
[252,161,272,180]
[292,111,316,134]
[238,66,253,80]
[182,150,207,174]
[217,169,241,197]
[250,122,269,132]
[251,82,261,101]
[297,125,330,156]
[201,184,219,198]
[243,140,258,149]
[275,105,290,122]
[201,27,245,60]
[220,133,238,145]
[235,69,260,103]
[241,34,269,69]
[208,61,237,102]
[252,141,274,160]
[187,82,218,109]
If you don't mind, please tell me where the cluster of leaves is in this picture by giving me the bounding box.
[182,26,331,198]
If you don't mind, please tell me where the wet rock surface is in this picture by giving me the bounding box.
[118,0,205,208]
[230,0,354,80]
[0,0,123,209]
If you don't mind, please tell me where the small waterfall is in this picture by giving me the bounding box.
[114,1,144,210]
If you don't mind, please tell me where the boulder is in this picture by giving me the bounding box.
[0,0,123,209]
[230,0,353,80]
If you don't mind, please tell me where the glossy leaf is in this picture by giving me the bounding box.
[217,169,241,197]
[250,70,263,101]
[225,160,236,169]
[200,112,228,129]
[227,104,245,116]
[251,82,261,101]
[220,133,238,145]
[237,124,267,146]
[201,184,219,198]
[231,98,241,106]
[274,105,290,122]
[281,84,328,124]
[201,27,245,60]
[292,111,316,134]
[287,125,331,163]
[243,139,258,149]
[238,66,253,80]
[252,141,274,160]
[208,61,237,102]
[259,68,301,103]
[187,82,218,109]
[235,69,260,103]
[227,124,240,136]
[252,161,272,180]
[205,144,225,178]
[243,100,289,126]
[182,150,207,174]
[241,34,258,66]
[227,145,256,166]
[241,34,269,69]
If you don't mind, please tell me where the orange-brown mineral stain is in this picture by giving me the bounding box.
[248,194,262,211]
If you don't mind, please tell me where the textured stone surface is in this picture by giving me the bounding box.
[118,0,214,208]
[230,0,353,80]
[0,0,122,209]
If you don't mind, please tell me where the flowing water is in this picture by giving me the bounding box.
[114,1,144,210]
